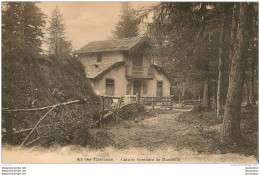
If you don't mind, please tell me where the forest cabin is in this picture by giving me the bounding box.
[75,37,171,97]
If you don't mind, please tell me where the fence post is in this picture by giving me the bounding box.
[100,96,104,128]
[136,93,140,104]
[152,97,155,110]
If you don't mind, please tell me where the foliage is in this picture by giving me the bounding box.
[2,55,101,146]
[112,2,140,39]
[139,2,258,144]
[2,2,46,61]
[47,6,72,57]
[141,3,226,101]
[2,2,46,109]
[2,3,100,147]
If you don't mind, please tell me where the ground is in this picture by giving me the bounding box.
[3,106,257,163]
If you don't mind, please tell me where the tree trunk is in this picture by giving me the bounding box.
[217,15,229,120]
[250,67,256,105]
[4,113,14,144]
[202,80,210,108]
[212,81,217,112]
[181,83,185,102]
[245,79,251,106]
[221,3,246,145]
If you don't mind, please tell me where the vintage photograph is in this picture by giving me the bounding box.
[2,2,258,164]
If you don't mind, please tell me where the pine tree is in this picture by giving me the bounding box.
[142,2,219,107]
[2,2,46,107]
[221,3,258,145]
[48,6,72,57]
[140,2,257,144]
[2,2,46,61]
[2,2,46,144]
[112,2,139,39]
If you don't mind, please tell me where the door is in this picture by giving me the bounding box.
[133,80,141,95]
[156,81,163,97]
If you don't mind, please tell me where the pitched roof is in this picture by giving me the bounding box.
[84,61,125,79]
[76,37,152,54]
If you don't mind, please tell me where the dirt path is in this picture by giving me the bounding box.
[106,111,189,150]
[2,110,257,163]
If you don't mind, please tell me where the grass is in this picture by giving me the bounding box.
[89,105,258,160]
[179,105,258,159]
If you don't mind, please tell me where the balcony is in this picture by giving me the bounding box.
[125,66,154,79]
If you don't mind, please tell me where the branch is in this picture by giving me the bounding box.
[3,99,88,113]
[18,105,57,150]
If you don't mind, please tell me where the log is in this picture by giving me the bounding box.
[25,137,41,146]
[103,111,114,120]
[3,99,87,113]
[14,122,61,134]
[152,139,164,143]
[18,105,57,150]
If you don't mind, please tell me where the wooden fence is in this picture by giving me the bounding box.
[100,95,174,113]
[181,100,202,108]
[140,96,173,109]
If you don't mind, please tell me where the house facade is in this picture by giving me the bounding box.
[75,37,171,97]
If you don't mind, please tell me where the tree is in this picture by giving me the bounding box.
[141,3,221,108]
[2,2,46,61]
[2,2,46,144]
[48,6,72,57]
[112,2,140,39]
[246,3,258,106]
[2,2,46,105]
[139,2,257,145]
[216,4,232,119]
[221,3,247,144]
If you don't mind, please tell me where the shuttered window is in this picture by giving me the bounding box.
[105,79,115,96]
[97,52,102,62]
[126,83,131,95]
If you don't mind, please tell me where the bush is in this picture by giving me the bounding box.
[192,104,211,112]
[118,103,145,120]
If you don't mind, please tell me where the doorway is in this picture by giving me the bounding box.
[156,81,163,97]
[133,80,141,95]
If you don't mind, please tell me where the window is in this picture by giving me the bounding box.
[97,52,102,62]
[126,83,131,95]
[156,81,163,97]
[143,81,147,94]
[105,79,115,96]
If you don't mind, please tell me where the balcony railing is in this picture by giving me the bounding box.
[125,66,154,78]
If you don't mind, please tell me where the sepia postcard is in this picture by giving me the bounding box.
[1,1,258,168]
